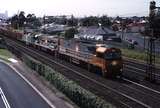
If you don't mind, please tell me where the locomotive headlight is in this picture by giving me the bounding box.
[111,61,117,66]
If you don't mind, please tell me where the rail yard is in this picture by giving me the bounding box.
[1,30,159,108]
[0,1,160,108]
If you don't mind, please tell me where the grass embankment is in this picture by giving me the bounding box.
[121,48,160,64]
[0,49,13,62]
[22,54,115,108]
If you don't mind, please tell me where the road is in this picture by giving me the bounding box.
[0,62,51,108]
[119,32,160,53]
[0,96,6,108]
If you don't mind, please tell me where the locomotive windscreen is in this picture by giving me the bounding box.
[104,50,121,60]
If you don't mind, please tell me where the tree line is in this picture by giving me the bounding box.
[9,11,42,29]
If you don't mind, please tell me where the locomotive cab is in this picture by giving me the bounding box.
[90,46,123,77]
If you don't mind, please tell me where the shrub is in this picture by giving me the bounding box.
[22,54,116,108]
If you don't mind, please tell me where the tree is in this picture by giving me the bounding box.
[26,14,34,23]
[11,14,19,29]
[80,16,111,27]
[99,15,111,27]
[81,16,99,26]
[64,28,78,39]
[26,13,42,28]
[67,15,78,26]
[10,11,43,29]
[18,11,26,28]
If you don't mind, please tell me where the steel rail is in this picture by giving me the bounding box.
[6,38,153,108]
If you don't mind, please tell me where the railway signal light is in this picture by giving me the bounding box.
[150,1,156,10]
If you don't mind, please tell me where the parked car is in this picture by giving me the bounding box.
[125,38,138,45]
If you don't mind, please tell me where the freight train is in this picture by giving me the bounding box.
[0,28,123,77]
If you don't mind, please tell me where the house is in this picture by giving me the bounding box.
[40,23,68,34]
[126,20,147,33]
[75,26,117,41]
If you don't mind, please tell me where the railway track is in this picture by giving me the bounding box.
[124,58,160,72]
[81,39,160,81]
[74,39,160,81]
[123,59,160,94]
[123,58,160,82]
[5,38,160,108]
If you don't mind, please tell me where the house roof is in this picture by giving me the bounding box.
[78,26,115,36]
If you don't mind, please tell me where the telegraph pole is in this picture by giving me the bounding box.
[146,1,160,82]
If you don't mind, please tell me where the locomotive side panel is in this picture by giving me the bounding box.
[1,29,123,78]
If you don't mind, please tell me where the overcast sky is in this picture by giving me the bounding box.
[0,0,159,17]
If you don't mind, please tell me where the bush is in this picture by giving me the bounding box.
[22,54,115,108]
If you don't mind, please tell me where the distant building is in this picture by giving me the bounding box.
[126,20,147,33]
[75,26,117,41]
[0,11,8,19]
[40,23,69,34]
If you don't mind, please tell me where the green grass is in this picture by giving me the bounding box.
[121,48,160,64]
[0,49,13,62]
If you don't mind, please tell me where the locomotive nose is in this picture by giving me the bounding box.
[107,60,123,76]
